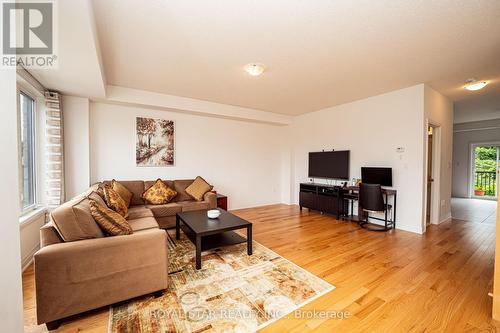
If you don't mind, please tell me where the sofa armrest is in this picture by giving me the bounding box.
[204,191,217,209]
[34,229,168,324]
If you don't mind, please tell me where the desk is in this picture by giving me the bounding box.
[343,186,397,230]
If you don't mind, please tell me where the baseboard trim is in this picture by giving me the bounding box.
[368,219,422,234]
[235,203,425,234]
[437,213,452,225]
[230,202,283,211]
[395,223,423,234]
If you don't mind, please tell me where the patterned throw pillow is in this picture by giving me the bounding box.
[112,179,133,208]
[89,199,132,236]
[142,179,177,205]
[103,184,129,218]
[185,176,213,201]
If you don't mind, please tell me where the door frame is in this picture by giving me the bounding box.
[423,120,442,233]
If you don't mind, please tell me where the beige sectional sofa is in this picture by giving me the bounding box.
[34,179,217,330]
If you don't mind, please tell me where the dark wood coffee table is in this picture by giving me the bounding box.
[176,209,252,269]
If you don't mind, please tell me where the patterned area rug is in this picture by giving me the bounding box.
[109,229,334,333]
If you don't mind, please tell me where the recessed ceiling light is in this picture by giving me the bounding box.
[464,78,488,91]
[244,63,265,76]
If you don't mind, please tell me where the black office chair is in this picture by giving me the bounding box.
[358,183,393,231]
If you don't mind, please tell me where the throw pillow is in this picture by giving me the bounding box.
[112,179,133,207]
[87,190,107,207]
[89,199,132,236]
[95,183,106,201]
[142,179,178,205]
[103,184,129,218]
[185,176,213,201]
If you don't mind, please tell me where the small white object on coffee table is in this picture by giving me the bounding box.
[207,209,221,219]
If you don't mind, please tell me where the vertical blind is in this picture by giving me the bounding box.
[44,91,65,206]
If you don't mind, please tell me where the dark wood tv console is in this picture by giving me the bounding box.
[299,183,348,218]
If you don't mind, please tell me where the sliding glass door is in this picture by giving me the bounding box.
[472,145,499,199]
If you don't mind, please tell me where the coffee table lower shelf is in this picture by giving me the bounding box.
[180,224,247,252]
[176,210,253,269]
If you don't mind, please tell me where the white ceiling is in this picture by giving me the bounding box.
[30,0,106,99]
[35,1,500,117]
[91,0,500,116]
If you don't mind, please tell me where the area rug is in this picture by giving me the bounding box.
[108,229,334,333]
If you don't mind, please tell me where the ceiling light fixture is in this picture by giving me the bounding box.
[464,78,488,91]
[244,63,265,76]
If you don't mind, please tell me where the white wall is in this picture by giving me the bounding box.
[452,118,500,198]
[454,107,500,124]
[90,102,284,209]
[0,69,24,332]
[288,85,426,233]
[59,83,448,234]
[424,86,454,223]
[63,95,91,198]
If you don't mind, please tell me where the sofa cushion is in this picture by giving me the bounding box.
[185,176,213,201]
[178,201,210,212]
[88,190,107,207]
[103,180,145,205]
[85,183,107,203]
[142,179,177,205]
[89,199,133,236]
[40,222,63,247]
[172,179,195,202]
[145,180,174,192]
[50,195,105,242]
[127,217,159,232]
[147,203,182,217]
[127,206,154,220]
[112,180,133,208]
[103,184,129,218]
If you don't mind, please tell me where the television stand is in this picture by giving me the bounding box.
[299,183,348,218]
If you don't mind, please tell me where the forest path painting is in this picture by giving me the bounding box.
[136,117,174,167]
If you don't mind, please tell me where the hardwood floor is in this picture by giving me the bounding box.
[23,204,499,332]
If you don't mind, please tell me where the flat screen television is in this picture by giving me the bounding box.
[361,167,393,186]
[308,151,350,180]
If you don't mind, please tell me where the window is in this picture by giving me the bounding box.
[19,92,36,212]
